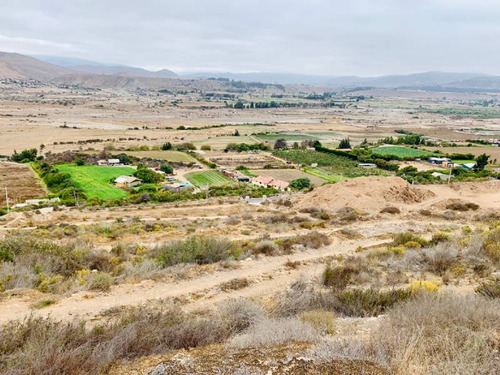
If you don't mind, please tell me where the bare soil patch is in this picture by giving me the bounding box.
[296,176,434,212]
[0,162,46,205]
[253,168,326,185]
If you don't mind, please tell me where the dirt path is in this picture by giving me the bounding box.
[0,236,390,325]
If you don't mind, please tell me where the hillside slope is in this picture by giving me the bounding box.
[70,64,177,78]
[0,51,73,80]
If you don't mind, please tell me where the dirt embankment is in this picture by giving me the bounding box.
[296,176,434,212]
[111,342,387,375]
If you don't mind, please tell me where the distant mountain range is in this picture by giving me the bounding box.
[2,51,500,92]
[33,54,177,78]
[187,71,500,91]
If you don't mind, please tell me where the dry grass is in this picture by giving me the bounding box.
[372,294,500,375]
[228,317,320,348]
[0,299,266,374]
[299,310,336,334]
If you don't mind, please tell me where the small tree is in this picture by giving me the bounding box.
[290,178,311,191]
[234,101,245,110]
[474,154,489,171]
[11,148,38,163]
[75,159,85,166]
[274,138,288,150]
[234,129,240,136]
[161,142,172,150]
[134,166,163,183]
[338,138,351,149]
[200,145,211,151]
[159,164,174,174]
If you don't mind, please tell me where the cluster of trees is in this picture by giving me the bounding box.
[338,138,351,149]
[378,133,436,147]
[314,144,400,172]
[133,164,165,184]
[11,149,40,163]
[228,100,305,110]
[290,178,311,191]
[225,143,270,152]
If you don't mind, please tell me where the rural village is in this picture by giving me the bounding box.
[1,2,500,373]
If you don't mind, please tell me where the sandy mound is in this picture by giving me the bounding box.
[297,176,434,212]
[448,180,500,195]
[431,198,475,211]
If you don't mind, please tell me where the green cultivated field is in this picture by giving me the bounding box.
[302,167,347,183]
[452,159,476,164]
[57,164,136,200]
[274,150,387,177]
[185,170,236,187]
[372,146,435,158]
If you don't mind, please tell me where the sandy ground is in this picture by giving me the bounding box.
[296,176,500,212]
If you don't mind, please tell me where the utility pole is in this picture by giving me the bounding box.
[4,187,9,213]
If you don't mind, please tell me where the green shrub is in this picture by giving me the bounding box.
[156,236,234,267]
[88,272,113,291]
[333,288,413,317]
[323,263,364,291]
[392,232,429,247]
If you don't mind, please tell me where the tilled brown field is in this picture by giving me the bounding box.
[0,161,46,205]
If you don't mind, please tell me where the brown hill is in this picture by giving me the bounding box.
[0,51,73,81]
[296,176,434,212]
[70,64,177,78]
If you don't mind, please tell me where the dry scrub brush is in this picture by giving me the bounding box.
[372,293,500,375]
[0,299,265,375]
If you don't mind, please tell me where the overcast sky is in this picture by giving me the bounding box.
[0,0,499,76]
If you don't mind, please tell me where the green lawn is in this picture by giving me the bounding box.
[372,146,435,158]
[57,164,136,200]
[185,170,236,187]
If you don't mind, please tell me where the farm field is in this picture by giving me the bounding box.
[301,167,347,183]
[195,136,257,150]
[185,170,236,187]
[56,164,136,200]
[372,146,436,158]
[123,151,196,163]
[274,150,387,177]
[207,152,284,169]
[0,162,47,206]
[252,168,326,185]
[452,159,476,164]
[425,146,500,161]
[254,133,319,142]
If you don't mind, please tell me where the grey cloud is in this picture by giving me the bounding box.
[1,0,499,75]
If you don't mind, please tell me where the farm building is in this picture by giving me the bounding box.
[428,157,451,165]
[163,182,194,193]
[461,163,476,171]
[114,175,141,188]
[358,163,377,168]
[250,176,289,191]
[98,159,122,167]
